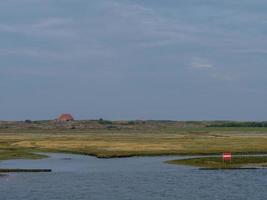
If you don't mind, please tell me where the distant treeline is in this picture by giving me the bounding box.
[208,121,267,127]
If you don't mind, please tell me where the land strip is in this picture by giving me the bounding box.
[166,156,267,169]
[1,120,267,160]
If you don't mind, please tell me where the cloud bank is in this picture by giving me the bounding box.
[0,0,266,120]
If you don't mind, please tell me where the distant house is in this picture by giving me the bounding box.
[57,114,74,122]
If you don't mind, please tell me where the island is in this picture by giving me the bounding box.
[166,156,267,169]
[1,120,267,162]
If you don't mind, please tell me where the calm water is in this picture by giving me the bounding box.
[1,153,267,200]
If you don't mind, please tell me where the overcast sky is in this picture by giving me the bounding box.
[1,0,267,121]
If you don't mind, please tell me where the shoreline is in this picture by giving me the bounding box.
[199,167,267,170]
[4,148,267,161]
[166,156,267,169]
[2,152,267,171]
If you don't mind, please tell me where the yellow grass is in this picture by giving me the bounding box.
[1,130,267,159]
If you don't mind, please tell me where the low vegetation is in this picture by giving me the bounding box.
[0,149,47,161]
[208,121,267,128]
[166,156,267,169]
[1,120,267,160]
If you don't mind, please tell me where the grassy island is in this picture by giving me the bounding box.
[166,156,267,169]
[0,149,47,161]
[1,120,267,160]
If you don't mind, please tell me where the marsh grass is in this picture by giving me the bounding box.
[0,149,47,161]
[1,127,267,159]
[166,156,267,169]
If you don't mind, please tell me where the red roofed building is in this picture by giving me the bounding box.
[57,114,74,122]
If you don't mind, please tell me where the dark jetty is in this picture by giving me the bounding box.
[0,169,52,173]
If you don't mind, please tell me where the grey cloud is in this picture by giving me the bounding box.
[0,17,76,38]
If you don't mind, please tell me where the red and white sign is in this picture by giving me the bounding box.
[223,152,232,161]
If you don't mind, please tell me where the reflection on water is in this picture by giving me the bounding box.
[1,153,267,200]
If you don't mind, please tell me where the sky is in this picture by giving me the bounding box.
[1,0,267,121]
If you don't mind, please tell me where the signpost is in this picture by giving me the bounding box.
[223,152,232,162]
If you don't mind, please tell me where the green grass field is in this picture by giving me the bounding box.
[166,156,267,169]
[1,121,267,161]
[0,149,47,161]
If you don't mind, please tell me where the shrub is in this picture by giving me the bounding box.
[98,118,113,125]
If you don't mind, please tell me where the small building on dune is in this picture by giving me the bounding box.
[57,114,74,122]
